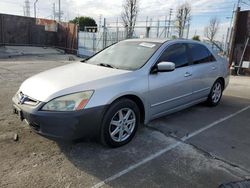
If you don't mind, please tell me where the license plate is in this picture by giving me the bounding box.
[13,105,24,121]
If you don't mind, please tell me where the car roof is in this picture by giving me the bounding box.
[124,38,203,44]
[124,38,170,44]
[123,38,216,55]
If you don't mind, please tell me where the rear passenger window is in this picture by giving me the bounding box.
[158,44,189,68]
[188,44,216,65]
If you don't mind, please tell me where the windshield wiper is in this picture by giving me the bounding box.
[98,63,117,69]
[80,58,90,63]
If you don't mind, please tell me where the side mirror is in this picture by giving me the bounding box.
[152,62,175,73]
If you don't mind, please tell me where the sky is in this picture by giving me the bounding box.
[0,0,249,41]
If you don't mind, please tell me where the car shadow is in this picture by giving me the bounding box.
[56,95,250,187]
[56,127,176,187]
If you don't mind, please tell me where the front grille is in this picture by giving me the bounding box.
[17,92,39,106]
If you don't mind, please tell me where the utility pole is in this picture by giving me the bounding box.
[237,0,241,8]
[156,19,160,38]
[229,5,241,65]
[34,0,38,18]
[221,34,225,50]
[99,14,102,31]
[186,19,190,39]
[103,18,107,48]
[24,0,30,17]
[58,0,61,22]
[116,17,119,42]
[167,8,173,38]
[226,4,236,56]
[53,3,55,20]
[225,27,230,53]
[164,15,167,38]
[145,16,149,38]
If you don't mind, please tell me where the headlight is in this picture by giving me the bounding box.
[42,91,94,111]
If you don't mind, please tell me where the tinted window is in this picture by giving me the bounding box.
[188,44,216,65]
[158,44,189,68]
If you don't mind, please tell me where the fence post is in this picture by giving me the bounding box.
[0,15,4,44]
[102,18,107,48]
[146,27,150,38]
[93,32,96,52]
[156,19,160,38]
[76,24,79,56]
[116,18,119,42]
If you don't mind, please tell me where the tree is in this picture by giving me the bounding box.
[204,17,220,42]
[70,16,97,32]
[192,35,200,41]
[175,3,191,38]
[171,35,177,39]
[121,0,139,38]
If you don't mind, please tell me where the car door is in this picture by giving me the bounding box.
[187,43,219,100]
[148,43,193,118]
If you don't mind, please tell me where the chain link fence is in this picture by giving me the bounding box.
[77,20,227,58]
[78,19,184,57]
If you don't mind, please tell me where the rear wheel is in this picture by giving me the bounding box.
[206,79,223,106]
[101,99,140,147]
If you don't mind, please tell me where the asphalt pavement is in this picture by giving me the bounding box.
[0,53,249,188]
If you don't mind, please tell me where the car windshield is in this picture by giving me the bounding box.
[86,41,161,70]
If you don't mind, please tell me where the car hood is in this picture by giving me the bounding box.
[19,62,130,102]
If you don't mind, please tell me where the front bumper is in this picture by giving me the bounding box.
[12,98,108,140]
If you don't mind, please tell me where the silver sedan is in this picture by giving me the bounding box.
[12,39,229,147]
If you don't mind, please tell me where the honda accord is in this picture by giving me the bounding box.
[12,39,229,147]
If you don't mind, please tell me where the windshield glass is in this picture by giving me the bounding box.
[87,41,161,70]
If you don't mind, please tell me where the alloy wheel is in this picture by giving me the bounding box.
[109,108,136,142]
[212,82,222,103]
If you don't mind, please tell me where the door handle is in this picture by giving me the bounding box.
[212,66,216,70]
[184,72,192,77]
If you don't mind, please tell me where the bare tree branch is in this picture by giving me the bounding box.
[204,17,220,42]
[121,0,139,38]
[175,3,191,38]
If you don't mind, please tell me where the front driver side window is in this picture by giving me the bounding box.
[158,44,189,68]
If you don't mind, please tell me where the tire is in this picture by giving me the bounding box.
[206,79,223,106]
[100,98,140,148]
[219,180,250,188]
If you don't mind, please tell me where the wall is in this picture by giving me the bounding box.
[0,14,77,53]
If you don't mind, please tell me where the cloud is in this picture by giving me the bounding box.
[0,0,234,40]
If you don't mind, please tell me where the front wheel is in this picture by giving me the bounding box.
[101,99,140,148]
[206,79,223,106]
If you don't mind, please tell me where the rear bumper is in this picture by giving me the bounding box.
[12,99,108,140]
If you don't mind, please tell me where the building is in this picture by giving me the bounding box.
[230,10,250,74]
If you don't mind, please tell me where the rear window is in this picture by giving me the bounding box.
[188,43,216,65]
